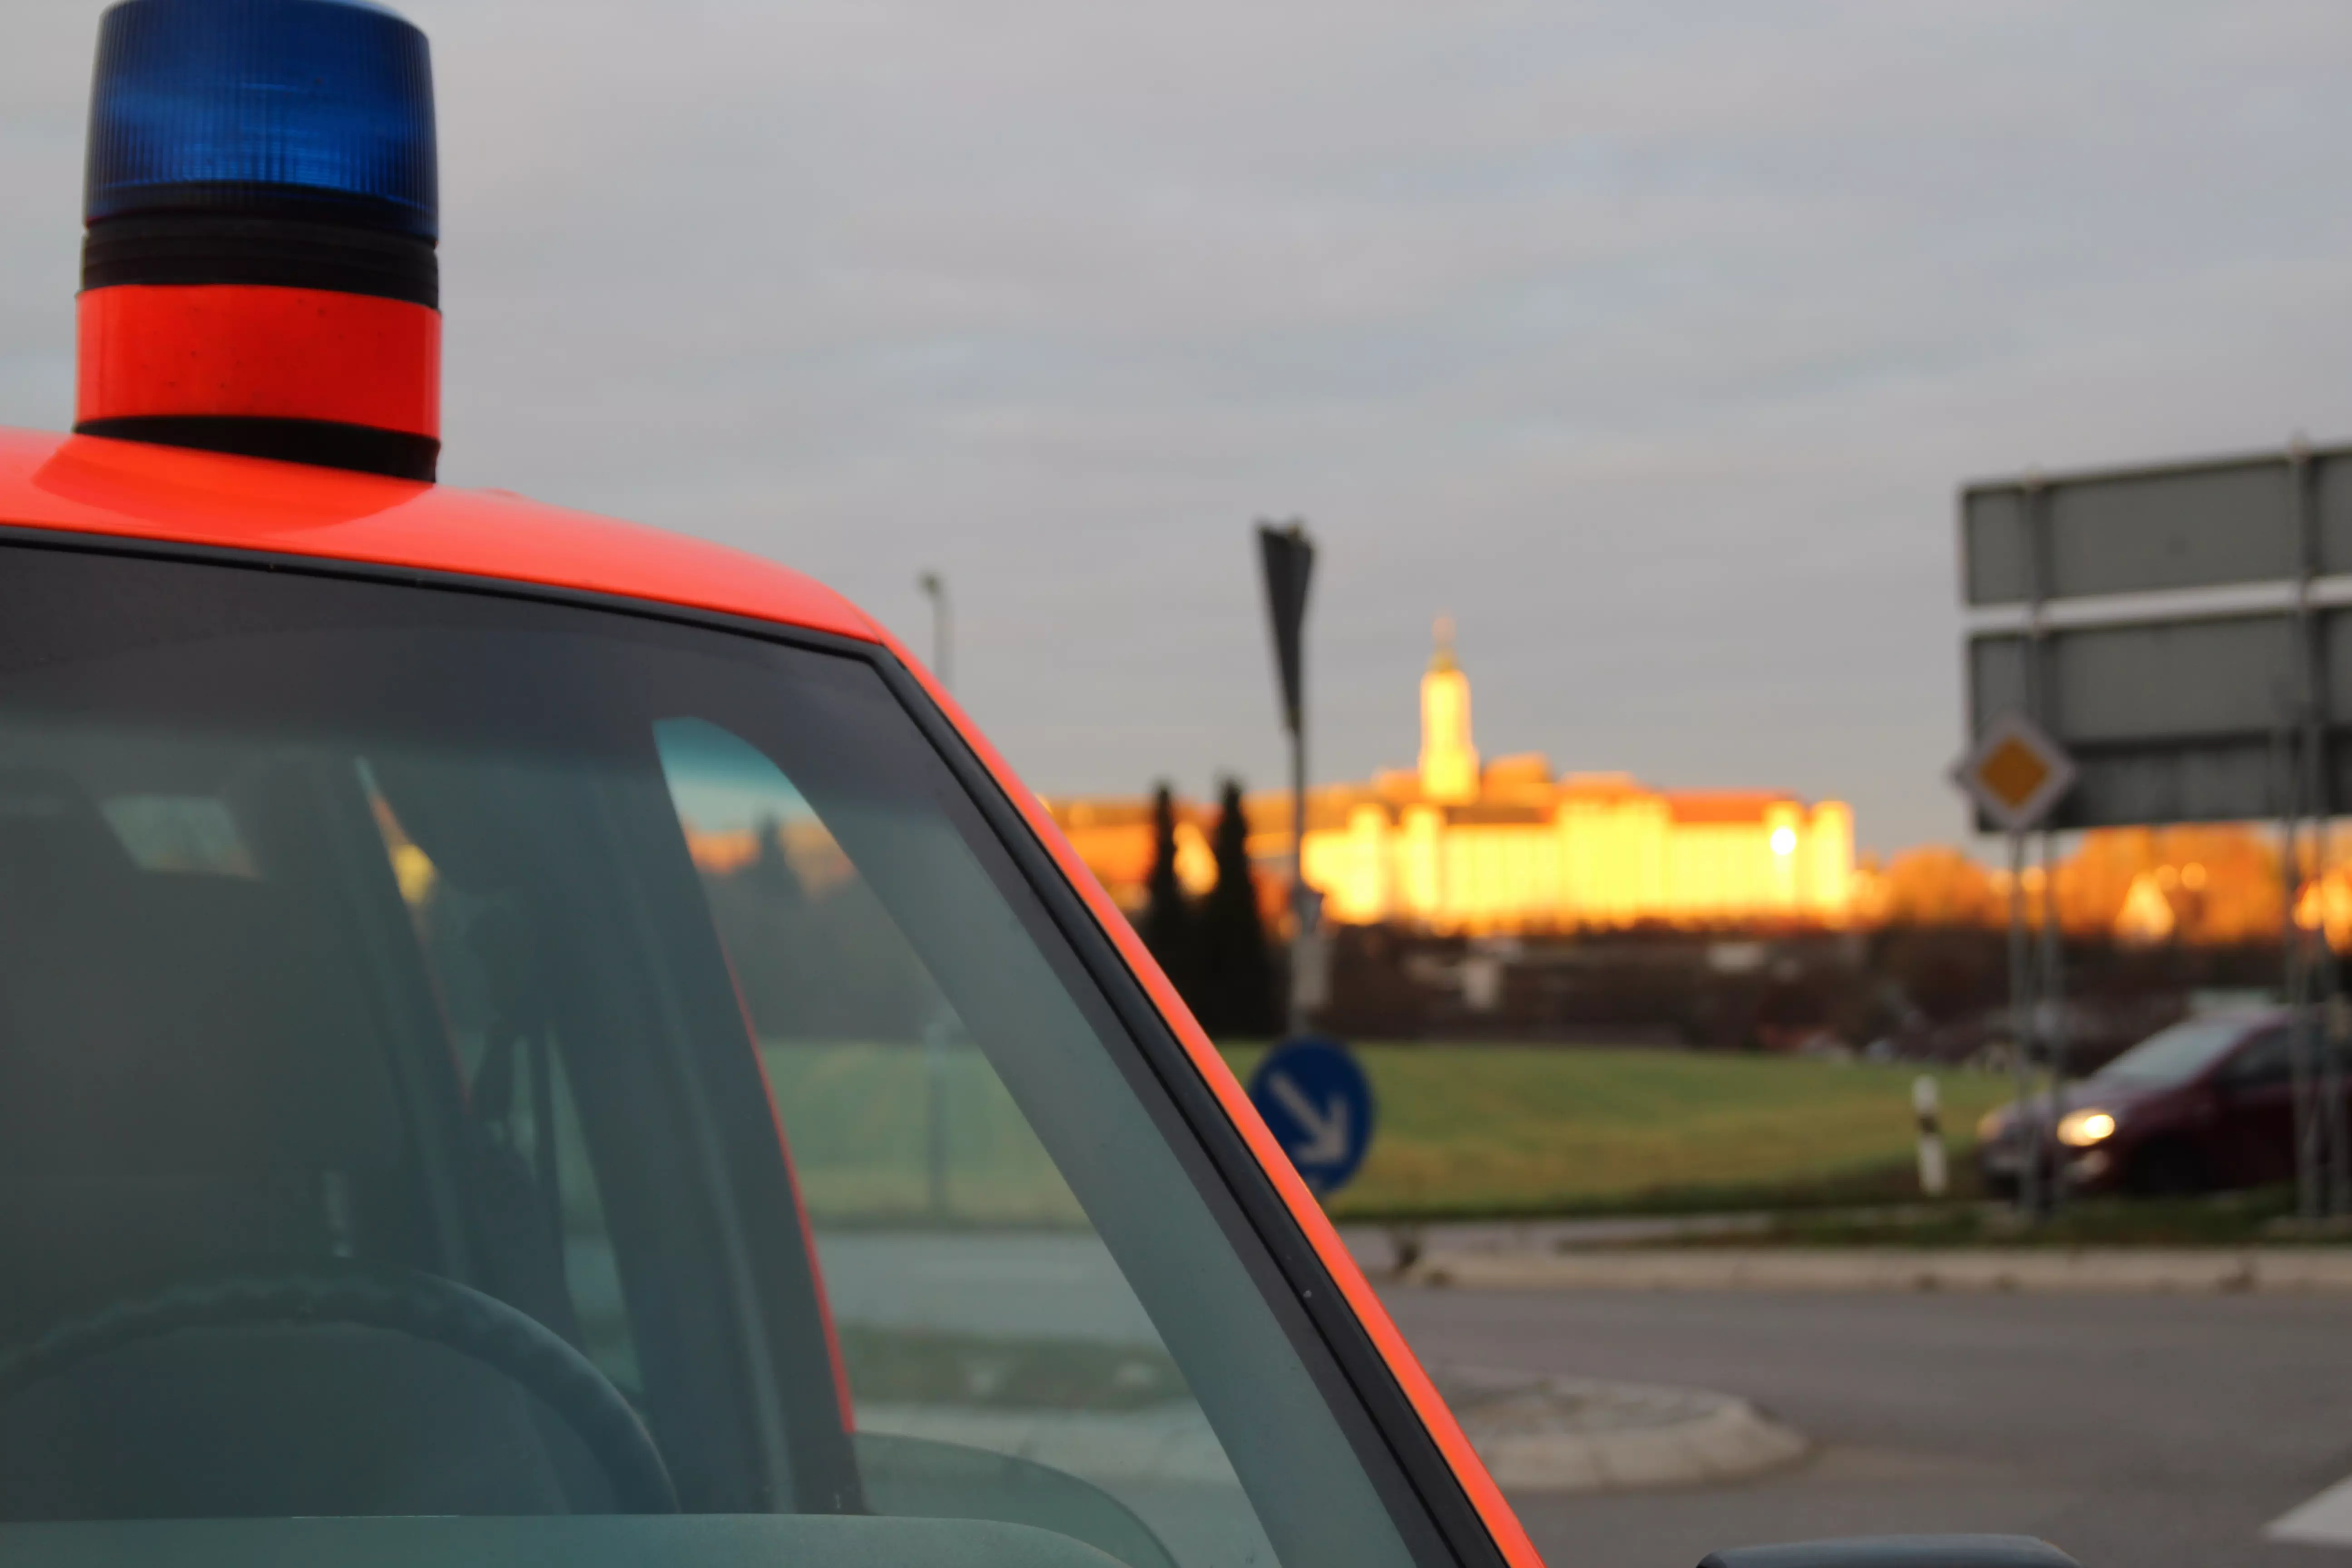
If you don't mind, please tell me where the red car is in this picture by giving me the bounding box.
[0,4,2076,1568]
[1977,1009,2346,1197]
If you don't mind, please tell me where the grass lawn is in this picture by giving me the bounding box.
[761,1041,1082,1225]
[755,1037,2018,1224]
[1222,1043,2017,1220]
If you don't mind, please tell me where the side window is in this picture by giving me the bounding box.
[2222,1028,2293,1087]
[655,718,1278,1568]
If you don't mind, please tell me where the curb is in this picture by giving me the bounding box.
[1441,1368,1808,1492]
[854,1377,1808,1495]
[1402,1245,2352,1294]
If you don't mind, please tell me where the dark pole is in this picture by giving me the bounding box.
[1289,688,1308,1035]
[2277,703,2320,1221]
[2038,828,2066,1213]
[2018,478,2048,1219]
[1256,520,1316,1038]
[2006,828,2039,1218]
[2289,438,2349,1215]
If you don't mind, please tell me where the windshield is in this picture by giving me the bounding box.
[2093,1018,2259,1087]
[0,541,1426,1568]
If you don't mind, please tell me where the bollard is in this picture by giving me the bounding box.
[1913,1074,1949,1198]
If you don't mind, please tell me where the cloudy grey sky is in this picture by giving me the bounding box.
[5,1,2349,853]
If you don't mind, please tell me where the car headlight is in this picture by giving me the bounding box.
[2056,1108,2117,1147]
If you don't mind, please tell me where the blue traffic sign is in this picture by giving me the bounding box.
[1248,1036,1374,1196]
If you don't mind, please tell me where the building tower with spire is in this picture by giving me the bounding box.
[1418,616,1480,804]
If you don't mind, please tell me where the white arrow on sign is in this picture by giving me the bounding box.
[1266,1071,1351,1165]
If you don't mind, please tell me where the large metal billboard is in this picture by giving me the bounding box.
[1963,446,2352,607]
[1960,443,2352,831]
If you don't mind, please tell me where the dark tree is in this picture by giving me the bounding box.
[704,815,928,1043]
[712,815,807,1033]
[1139,782,1198,1006]
[744,814,806,912]
[1198,778,1278,1038]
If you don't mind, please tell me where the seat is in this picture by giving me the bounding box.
[0,768,404,1335]
[0,766,610,1518]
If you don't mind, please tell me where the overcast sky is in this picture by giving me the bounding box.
[5,2,2349,853]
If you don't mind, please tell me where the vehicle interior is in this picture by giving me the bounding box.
[0,540,1426,1568]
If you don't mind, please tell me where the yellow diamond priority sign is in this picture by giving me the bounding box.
[1953,711,2077,833]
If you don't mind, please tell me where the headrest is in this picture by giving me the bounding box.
[0,771,402,1178]
[0,768,137,885]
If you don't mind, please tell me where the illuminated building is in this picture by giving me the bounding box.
[1046,621,1856,933]
[1283,622,1853,931]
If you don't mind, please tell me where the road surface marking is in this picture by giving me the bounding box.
[2267,1472,2352,1546]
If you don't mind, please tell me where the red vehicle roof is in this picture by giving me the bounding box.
[0,426,882,644]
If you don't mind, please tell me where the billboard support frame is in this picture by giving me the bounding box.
[2285,439,2351,1218]
[2020,479,2052,1217]
[1964,438,2352,1220]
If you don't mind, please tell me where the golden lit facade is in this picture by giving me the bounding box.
[1282,626,1853,932]
[1046,623,1856,934]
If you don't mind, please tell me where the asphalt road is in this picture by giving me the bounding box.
[1379,1284,2352,1568]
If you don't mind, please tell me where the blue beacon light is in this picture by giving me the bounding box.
[85,0,436,236]
[75,0,445,481]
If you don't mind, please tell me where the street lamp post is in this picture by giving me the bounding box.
[917,570,951,693]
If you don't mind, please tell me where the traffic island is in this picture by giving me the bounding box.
[1438,1367,1808,1492]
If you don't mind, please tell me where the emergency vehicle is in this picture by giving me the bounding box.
[0,5,2073,1567]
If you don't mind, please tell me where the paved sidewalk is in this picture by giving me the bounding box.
[1396,1245,2352,1293]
